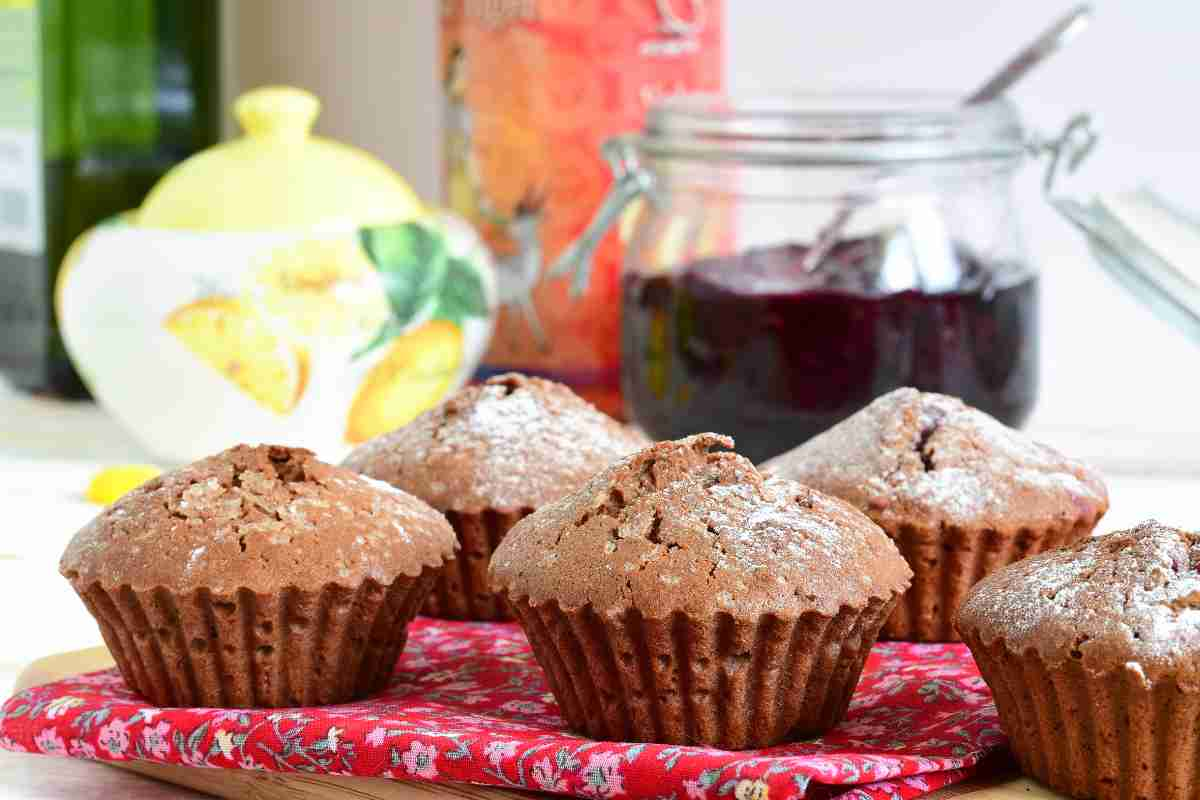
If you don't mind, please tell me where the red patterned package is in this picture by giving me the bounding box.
[0,619,1005,799]
[441,0,724,416]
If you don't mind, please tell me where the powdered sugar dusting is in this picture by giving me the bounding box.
[960,521,1200,681]
[762,387,1109,531]
[492,434,912,618]
[61,444,456,593]
[343,374,649,513]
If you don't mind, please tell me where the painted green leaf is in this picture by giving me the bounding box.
[360,221,449,329]
[434,256,488,324]
[352,317,404,361]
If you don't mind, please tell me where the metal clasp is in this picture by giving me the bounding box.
[547,134,653,297]
[1031,112,1098,194]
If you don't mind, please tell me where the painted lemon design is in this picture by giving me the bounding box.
[165,296,308,415]
[243,237,390,348]
[345,319,463,444]
[86,464,162,505]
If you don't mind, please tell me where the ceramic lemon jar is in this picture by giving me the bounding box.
[57,87,497,463]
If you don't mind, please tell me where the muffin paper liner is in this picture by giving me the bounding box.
[962,632,1200,800]
[1,618,1006,800]
[883,514,1102,642]
[507,593,897,749]
[423,509,528,621]
[70,569,438,708]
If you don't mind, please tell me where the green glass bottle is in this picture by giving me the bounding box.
[0,0,220,398]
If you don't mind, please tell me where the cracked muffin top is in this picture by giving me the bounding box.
[760,388,1108,533]
[342,373,650,514]
[489,434,912,618]
[957,521,1200,686]
[60,445,457,594]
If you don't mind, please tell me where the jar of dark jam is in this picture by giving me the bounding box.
[553,93,1076,463]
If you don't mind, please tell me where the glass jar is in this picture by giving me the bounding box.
[554,91,1089,463]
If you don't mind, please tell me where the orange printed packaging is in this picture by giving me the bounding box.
[441,0,724,416]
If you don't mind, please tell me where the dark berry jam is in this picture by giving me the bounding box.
[621,237,1038,463]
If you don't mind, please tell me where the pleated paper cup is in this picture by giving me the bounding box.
[962,632,1200,800]
[507,593,898,749]
[883,513,1103,642]
[423,509,528,621]
[70,567,439,708]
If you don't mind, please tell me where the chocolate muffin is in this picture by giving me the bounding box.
[60,444,456,708]
[489,434,912,749]
[342,373,648,621]
[957,521,1200,800]
[760,388,1108,642]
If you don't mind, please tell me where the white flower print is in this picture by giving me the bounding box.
[580,751,625,798]
[366,726,388,747]
[33,728,65,756]
[96,719,129,759]
[141,721,171,759]
[0,737,26,753]
[734,779,768,800]
[214,729,236,758]
[484,740,517,770]
[400,740,439,779]
[68,739,95,759]
[531,756,567,792]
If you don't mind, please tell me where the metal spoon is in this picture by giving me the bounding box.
[799,4,1094,273]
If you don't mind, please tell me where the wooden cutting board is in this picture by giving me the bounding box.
[15,648,1060,800]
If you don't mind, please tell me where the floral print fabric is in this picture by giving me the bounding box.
[0,619,1005,800]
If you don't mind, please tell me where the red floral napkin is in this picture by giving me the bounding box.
[0,619,1004,800]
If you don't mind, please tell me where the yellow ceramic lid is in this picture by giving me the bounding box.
[137,87,424,231]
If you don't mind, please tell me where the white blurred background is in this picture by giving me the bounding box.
[228,0,1200,433]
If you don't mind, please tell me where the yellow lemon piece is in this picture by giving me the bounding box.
[165,296,307,415]
[346,320,463,444]
[86,464,161,505]
[243,237,389,346]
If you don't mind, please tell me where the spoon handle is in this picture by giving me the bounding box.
[799,5,1094,273]
[963,4,1093,105]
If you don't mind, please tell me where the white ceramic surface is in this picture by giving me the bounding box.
[57,216,497,464]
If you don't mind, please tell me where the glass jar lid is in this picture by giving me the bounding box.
[641,91,1027,165]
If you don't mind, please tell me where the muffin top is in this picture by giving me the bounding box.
[489,434,912,618]
[760,388,1108,532]
[60,445,457,594]
[957,521,1200,687]
[342,373,650,513]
